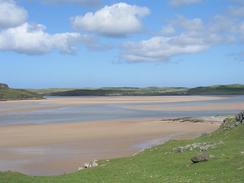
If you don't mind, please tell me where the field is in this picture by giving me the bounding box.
[1,116,243,183]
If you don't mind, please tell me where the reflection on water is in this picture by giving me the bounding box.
[0,96,244,125]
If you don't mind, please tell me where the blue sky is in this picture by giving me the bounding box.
[0,0,243,88]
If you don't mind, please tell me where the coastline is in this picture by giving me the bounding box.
[0,118,221,176]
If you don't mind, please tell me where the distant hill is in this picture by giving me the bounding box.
[188,84,244,95]
[47,87,188,96]
[3,84,244,99]
[0,83,43,101]
[0,83,9,89]
[45,84,244,96]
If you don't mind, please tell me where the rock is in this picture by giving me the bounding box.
[83,163,90,169]
[173,142,222,153]
[79,160,98,170]
[191,153,209,163]
[235,111,244,123]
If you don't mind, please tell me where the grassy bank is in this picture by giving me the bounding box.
[0,83,43,101]
[0,88,43,101]
[1,116,244,183]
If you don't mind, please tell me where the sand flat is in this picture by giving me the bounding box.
[0,119,220,176]
[0,96,234,176]
[124,102,244,111]
[0,96,225,114]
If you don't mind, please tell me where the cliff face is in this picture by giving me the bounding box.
[0,83,9,89]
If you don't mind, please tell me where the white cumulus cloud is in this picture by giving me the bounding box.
[0,0,28,28]
[0,23,83,54]
[121,16,231,62]
[122,34,211,62]
[71,2,150,37]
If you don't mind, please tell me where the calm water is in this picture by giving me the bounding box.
[0,96,244,125]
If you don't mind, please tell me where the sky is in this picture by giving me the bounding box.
[0,0,244,88]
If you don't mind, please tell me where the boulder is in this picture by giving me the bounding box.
[235,111,244,123]
[191,153,209,163]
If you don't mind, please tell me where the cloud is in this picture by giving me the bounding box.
[71,3,150,37]
[169,0,202,6]
[0,0,28,28]
[229,6,244,17]
[122,34,214,62]
[174,16,204,31]
[121,16,234,62]
[43,0,100,6]
[230,0,244,4]
[0,23,84,54]
[0,0,109,55]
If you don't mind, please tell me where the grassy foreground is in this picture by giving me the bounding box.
[1,117,244,183]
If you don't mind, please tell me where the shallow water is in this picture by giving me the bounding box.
[0,96,243,125]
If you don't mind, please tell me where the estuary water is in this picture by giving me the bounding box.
[0,95,243,125]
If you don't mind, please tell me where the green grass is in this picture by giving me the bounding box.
[1,117,244,183]
[0,88,43,101]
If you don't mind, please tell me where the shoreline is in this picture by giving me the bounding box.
[0,118,221,176]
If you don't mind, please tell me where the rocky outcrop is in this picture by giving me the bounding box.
[222,113,244,130]
[0,83,9,89]
[235,111,244,123]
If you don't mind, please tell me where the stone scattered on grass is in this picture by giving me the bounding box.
[78,160,98,171]
[173,141,223,153]
[191,153,209,164]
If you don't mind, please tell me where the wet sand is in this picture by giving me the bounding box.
[0,96,225,114]
[0,119,220,176]
[125,102,244,111]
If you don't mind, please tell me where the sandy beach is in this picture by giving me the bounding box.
[0,119,220,176]
[0,96,240,176]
